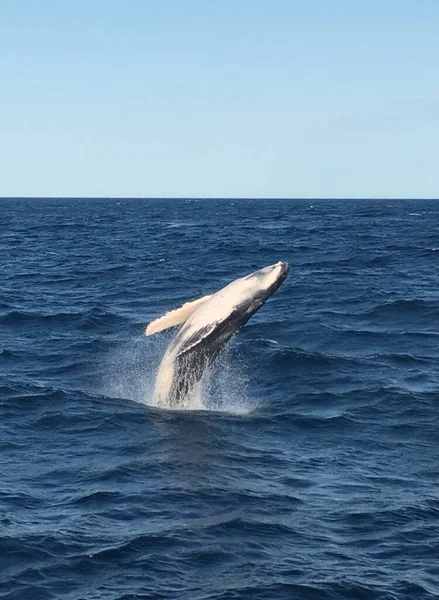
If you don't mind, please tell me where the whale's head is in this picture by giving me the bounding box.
[180,261,290,338]
[241,261,290,306]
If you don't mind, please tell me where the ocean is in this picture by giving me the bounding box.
[1,198,438,600]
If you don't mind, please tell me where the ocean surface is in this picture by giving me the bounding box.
[1,198,439,600]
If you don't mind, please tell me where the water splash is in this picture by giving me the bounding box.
[204,346,252,414]
[104,334,253,414]
[102,332,169,404]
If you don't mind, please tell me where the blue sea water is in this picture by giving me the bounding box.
[1,197,439,600]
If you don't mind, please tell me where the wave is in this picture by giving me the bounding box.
[272,347,357,367]
[0,308,131,331]
[363,298,439,319]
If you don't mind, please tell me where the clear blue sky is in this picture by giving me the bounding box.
[1,1,438,198]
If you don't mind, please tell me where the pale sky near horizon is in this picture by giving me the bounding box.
[1,1,438,198]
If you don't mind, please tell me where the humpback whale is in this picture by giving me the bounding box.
[145,261,289,408]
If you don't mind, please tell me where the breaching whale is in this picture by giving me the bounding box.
[145,261,290,408]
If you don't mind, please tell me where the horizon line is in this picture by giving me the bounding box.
[1,196,438,201]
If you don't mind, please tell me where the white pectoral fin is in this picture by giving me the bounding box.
[145,295,212,336]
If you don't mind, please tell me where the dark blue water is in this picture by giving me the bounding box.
[1,198,439,600]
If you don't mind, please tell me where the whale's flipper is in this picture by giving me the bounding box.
[145,295,212,336]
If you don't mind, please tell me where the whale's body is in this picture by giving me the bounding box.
[146,262,289,408]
